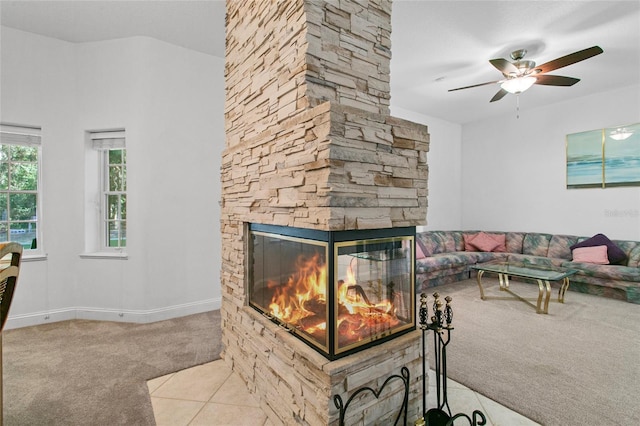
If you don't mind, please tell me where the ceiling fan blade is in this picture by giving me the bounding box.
[535,46,603,74]
[534,74,580,86]
[490,88,508,102]
[489,58,518,75]
[448,81,499,92]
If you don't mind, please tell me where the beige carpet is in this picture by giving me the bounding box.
[433,278,640,426]
[2,310,221,425]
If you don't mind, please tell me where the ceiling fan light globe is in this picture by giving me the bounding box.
[501,76,537,94]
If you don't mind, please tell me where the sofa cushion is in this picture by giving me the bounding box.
[562,261,640,282]
[416,240,426,259]
[613,240,640,266]
[505,232,526,254]
[416,251,497,273]
[416,232,443,256]
[548,234,580,260]
[523,233,553,257]
[572,245,609,264]
[508,254,565,269]
[416,231,478,256]
[435,231,459,253]
[450,231,465,252]
[570,234,627,265]
[628,245,640,268]
[416,253,468,273]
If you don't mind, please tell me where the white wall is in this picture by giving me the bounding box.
[391,106,463,230]
[1,27,224,328]
[461,85,640,241]
[1,27,78,326]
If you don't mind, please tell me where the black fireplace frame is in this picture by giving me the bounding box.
[248,223,416,360]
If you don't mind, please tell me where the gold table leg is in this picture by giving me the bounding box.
[476,270,486,300]
[498,273,509,291]
[536,279,551,314]
[558,277,570,303]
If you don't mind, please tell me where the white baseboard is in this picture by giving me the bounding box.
[4,298,221,330]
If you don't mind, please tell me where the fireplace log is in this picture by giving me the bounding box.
[346,284,372,305]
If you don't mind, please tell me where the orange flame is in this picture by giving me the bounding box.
[268,252,402,346]
[268,252,326,324]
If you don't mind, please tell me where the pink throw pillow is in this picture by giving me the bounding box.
[463,233,479,251]
[469,232,501,252]
[416,241,426,259]
[572,245,610,264]
[488,233,506,252]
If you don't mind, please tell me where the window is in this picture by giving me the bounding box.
[0,124,42,251]
[91,131,126,250]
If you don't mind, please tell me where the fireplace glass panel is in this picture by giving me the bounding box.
[334,237,414,355]
[249,231,329,352]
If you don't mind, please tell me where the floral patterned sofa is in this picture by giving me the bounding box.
[415,230,640,304]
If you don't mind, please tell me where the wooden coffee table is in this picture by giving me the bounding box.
[470,262,578,314]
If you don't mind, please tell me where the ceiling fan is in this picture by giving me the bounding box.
[449,46,604,102]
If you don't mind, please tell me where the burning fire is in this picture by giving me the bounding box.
[268,252,327,324]
[268,252,401,347]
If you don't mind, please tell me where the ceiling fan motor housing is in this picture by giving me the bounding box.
[515,60,536,75]
[510,49,527,61]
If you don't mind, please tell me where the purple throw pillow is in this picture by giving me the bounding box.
[570,234,627,265]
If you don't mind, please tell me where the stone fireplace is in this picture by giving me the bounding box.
[221,0,429,423]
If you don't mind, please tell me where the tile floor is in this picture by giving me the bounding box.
[147,360,540,426]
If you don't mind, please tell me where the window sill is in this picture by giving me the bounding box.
[22,253,48,262]
[79,252,128,260]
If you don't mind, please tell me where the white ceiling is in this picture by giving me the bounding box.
[391,0,640,123]
[1,0,639,124]
[0,0,227,56]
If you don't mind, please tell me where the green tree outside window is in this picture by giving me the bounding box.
[105,149,126,248]
[0,144,39,249]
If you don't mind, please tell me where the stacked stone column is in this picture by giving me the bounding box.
[222,1,429,423]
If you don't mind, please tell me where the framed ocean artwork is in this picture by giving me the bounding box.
[566,122,640,189]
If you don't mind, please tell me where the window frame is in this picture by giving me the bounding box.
[0,124,44,256]
[84,130,127,256]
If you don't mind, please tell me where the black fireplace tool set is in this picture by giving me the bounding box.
[418,292,486,426]
[334,292,486,426]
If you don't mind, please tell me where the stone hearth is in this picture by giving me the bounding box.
[221,0,429,423]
